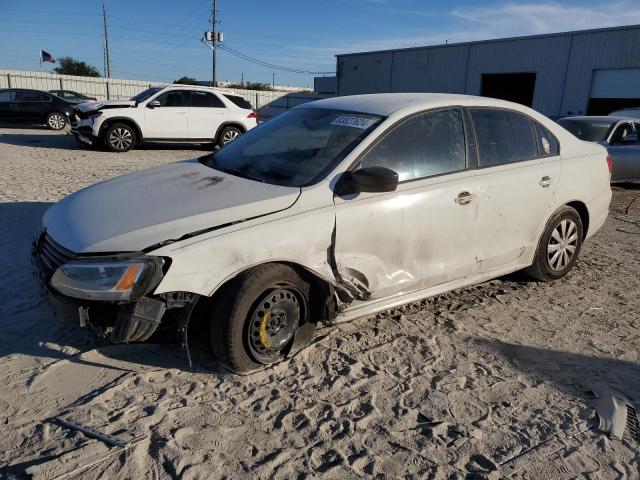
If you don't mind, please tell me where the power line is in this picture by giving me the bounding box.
[219,44,334,75]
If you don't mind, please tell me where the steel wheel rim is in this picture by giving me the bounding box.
[247,286,302,364]
[109,128,132,150]
[547,218,578,272]
[48,114,65,129]
[222,130,239,144]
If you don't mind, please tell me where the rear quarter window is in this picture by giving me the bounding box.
[224,94,253,110]
[533,122,559,156]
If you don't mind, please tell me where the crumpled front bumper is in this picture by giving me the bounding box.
[31,233,167,343]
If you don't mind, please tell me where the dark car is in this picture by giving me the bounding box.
[49,89,97,104]
[557,115,640,183]
[0,88,74,130]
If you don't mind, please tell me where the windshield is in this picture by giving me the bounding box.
[131,87,162,103]
[558,118,613,142]
[201,108,384,186]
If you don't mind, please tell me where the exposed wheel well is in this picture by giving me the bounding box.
[99,119,143,143]
[208,261,335,324]
[566,200,590,238]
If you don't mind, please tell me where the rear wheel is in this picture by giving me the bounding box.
[217,126,242,148]
[211,264,312,373]
[104,123,135,152]
[46,112,67,130]
[525,205,583,281]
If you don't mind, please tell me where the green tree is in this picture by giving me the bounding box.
[53,57,101,77]
[174,76,198,85]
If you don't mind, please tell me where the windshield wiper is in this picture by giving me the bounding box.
[199,155,265,183]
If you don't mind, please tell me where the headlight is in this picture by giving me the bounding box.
[50,257,163,301]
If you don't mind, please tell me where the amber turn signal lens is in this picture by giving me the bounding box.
[115,264,143,291]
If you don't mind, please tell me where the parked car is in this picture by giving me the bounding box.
[557,116,640,183]
[609,108,640,119]
[0,88,73,130]
[70,85,258,152]
[49,89,97,104]
[33,93,611,373]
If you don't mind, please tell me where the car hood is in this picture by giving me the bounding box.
[75,100,135,113]
[43,159,301,253]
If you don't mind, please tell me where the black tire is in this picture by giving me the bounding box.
[103,123,136,152]
[525,205,583,282]
[216,126,242,148]
[46,112,67,130]
[211,264,312,373]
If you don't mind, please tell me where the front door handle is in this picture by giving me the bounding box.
[539,176,552,188]
[455,191,476,205]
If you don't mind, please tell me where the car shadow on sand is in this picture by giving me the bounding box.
[474,337,640,405]
[0,201,229,376]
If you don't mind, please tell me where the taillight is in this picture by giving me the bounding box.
[247,110,258,123]
[606,154,614,174]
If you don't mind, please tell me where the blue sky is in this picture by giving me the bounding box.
[1,0,640,87]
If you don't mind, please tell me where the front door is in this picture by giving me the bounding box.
[469,108,562,270]
[15,90,51,123]
[144,90,189,139]
[608,121,640,182]
[188,90,228,140]
[334,107,480,301]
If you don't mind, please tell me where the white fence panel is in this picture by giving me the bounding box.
[0,70,333,115]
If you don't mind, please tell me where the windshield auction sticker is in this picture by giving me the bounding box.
[330,116,377,129]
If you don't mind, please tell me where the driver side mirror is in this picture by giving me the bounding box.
[335,166,399,196]
[147,100,161,109]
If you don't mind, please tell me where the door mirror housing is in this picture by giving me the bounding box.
[147,100,161,109]
[335,166,399,196]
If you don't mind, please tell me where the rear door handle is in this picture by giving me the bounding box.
[455,191,476,205]
[539,176,552,188]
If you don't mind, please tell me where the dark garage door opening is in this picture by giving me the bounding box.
[481,73,536,107]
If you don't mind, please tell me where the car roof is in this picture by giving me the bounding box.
[299,93,537,117]
[164,84,241,95]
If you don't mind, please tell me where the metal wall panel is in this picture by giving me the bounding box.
[336,25,640,117]
[465,36,571,115]
[337,52,393,96]
[561,28,640,114]
[390,45,469,93]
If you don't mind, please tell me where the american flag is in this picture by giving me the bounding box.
[41,50,56,63]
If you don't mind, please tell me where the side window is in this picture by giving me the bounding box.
[610,122,633,145]
[0,91,16,102]
[17,91,49,102]
[533,122,559,156]
[155,90,190,107]
[358,108,466,182]
[470,109,537,166]
[223,94,253,109]
[191,91,225,108]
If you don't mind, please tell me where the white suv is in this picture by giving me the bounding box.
[71,85,258,152]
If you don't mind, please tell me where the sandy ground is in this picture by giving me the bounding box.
[0,126,639,479]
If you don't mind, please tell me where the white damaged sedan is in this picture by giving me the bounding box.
[33,93,612,373]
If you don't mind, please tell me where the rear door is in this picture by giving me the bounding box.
[188,90,228,140]
[334,107,480,301]
[470,108,562,270]
[144,90,189,139]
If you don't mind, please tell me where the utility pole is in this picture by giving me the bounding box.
[102,4,111,78]
[211,0,217,86]
[272,72,275,90]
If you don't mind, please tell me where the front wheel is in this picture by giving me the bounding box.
[211,264,312,373]
[104,123,136,152]
[46,112,67,130]
[525,205,583,281]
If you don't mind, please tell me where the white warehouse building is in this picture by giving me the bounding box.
[335,24,640,117]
